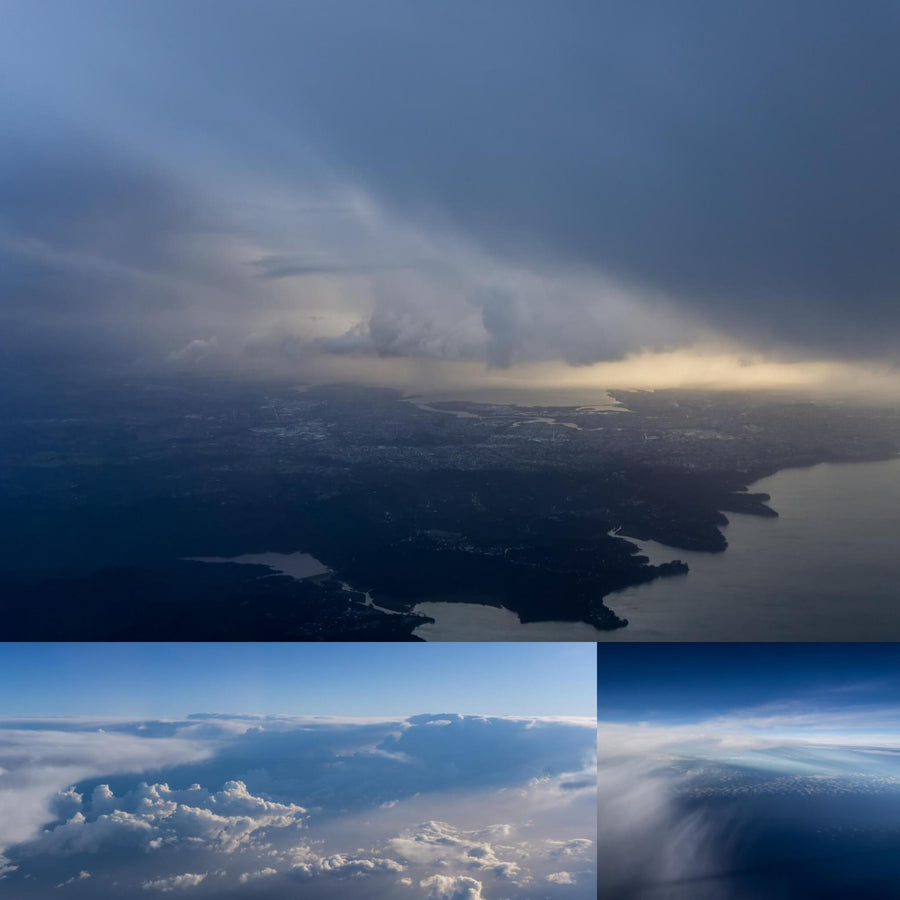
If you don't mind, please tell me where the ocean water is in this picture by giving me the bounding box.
[412,601,606,641]
[188,551,330,579]
[601,456,900,641]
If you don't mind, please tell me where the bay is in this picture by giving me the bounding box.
[601,457,900,641]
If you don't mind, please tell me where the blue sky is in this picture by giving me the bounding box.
[0,642,594,718]
[598,643,900,724]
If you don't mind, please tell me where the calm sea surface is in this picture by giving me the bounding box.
[601,456,900,641]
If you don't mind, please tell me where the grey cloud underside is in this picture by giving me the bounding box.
[0,136,233,375]
[95,0,900,356]
[4,0,900,374]
[285,0,900,356]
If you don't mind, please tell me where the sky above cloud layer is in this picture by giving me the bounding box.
[597,643,900,755]
[0,642,595,718]
[598,643,900,724]
[3,2,900,391]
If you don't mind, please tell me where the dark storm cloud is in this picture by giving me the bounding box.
[0,130,230,375]
[0,141,200,272]
[266,0,900,357]
[4,0,900,371]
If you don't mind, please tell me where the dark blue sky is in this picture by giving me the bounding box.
[598,643,900,723]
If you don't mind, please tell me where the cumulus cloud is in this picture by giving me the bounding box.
[24,780,307,858]
[546,838,594,860]
[316,264,692,370]
[238,867,277,883]
[0,715,596,898]
[294,854,405,878]
[389,820,525,883]
[419,873,485,900]
[142,873,207,891]
[0,726,211,855]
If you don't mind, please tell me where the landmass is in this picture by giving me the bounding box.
[1,374,898,638]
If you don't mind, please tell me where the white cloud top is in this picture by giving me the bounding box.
[0,714,596,899]
[142,873,207,891]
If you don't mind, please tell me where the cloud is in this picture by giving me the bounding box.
[0,726,211,855]
[5,2,900,384]
[251,254,404,280]
[419,873,485,900]
[594,742,900,897]
[24,780,307,857]
[388,821,525,884]
[1,715,596,898]
[245,0,900,361]
[313,259,692,370]
[0,160,252,381]
[172,713,597,815]
[142,873,207,891]
[295,854,405,878]
[54,870,91,888]
[546,838,594,859]
[596,755,737,898]
[597,702,900,760]
[596,696,900,897]
[238,867,277,883]
[168,337,218,363]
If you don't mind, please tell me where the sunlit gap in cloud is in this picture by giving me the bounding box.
[241,348,900,405]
